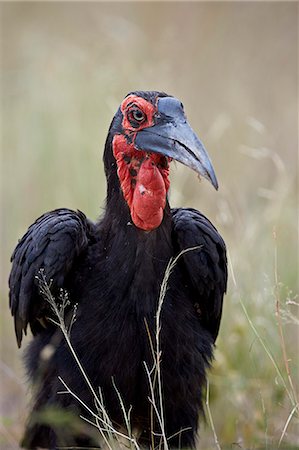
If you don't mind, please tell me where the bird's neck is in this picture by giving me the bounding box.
[102,137,173,251]
[99,163,174,312]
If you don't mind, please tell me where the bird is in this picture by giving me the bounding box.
[9,91,227,449]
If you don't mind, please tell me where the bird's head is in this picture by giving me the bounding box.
[104,91,218,231]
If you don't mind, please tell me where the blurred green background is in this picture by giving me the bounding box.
[1,2,298,449]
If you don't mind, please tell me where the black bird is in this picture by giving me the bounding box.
[9,91,227,449]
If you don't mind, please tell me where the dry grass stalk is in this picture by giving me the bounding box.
[36,246,207,450]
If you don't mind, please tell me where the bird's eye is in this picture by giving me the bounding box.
[128,107,146,126]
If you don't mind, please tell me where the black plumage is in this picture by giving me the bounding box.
[9,91,227,449]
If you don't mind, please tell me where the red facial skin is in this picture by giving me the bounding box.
[121,95,156,131]
[113,95,171,231]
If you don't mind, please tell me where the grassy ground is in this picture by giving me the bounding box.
[1,2,298,449]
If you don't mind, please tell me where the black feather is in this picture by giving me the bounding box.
[172,208,227,341]
[9,208,90,347]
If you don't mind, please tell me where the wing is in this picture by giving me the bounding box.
[9,208,92,347]
[172,208,227,342]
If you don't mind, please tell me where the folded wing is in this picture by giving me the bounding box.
[172,208,227,342]
[9,208,91,347]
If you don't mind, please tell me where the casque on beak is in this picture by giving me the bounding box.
[134,96,218,190]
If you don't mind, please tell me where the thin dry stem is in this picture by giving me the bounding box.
[278,402,299,448]
[36,247,207,450]
[37,270,138,449]
[273,229,298,410]
[240,298,294,406]
[205,379,221,450]
[151,246,202,450]
[37,270,112,426]
[143,361,166,450]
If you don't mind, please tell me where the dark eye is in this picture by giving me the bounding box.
[133,109,144,121]
[128,107,146,126]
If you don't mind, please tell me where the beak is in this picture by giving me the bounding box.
[134,97,218,190]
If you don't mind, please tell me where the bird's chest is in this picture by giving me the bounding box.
[72,238,172,375]
[70,233,200,411]
[105,243,171,319]
[73,230,182,346]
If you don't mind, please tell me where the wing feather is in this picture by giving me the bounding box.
[172,208,227,341]
[9,208,91,347]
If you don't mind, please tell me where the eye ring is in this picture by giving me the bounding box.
[128,107,146,125]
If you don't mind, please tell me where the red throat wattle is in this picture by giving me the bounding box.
[113,134,170,231]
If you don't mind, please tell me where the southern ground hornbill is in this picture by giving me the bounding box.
[9,91,227,449]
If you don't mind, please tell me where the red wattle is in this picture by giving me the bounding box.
[112,134,170,231]
[131,158,166,231]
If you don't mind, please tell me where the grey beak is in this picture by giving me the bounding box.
[134,97,218,190]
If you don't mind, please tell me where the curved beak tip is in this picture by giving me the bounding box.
[208,171,219,190]
[199,171,218,190]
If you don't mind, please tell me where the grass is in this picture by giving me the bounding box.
[210,234,299,448]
